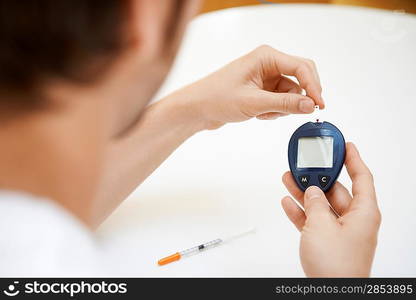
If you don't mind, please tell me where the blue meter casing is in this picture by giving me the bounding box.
[288,121,346,192]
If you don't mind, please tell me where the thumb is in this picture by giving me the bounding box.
[304,186,337,223]
[253,90,315,115]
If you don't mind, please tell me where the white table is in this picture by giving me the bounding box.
[98,4,416,277]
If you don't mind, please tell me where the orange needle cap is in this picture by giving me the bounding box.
[158,252,181,266]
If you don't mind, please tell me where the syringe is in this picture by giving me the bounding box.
[157,227,256,266]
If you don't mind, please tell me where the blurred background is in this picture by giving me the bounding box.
[201,0,416,14]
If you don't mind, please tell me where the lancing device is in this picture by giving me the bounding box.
[288,109,346,192]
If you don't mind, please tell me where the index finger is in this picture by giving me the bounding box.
[253,45,324,108]
[345,142,377,209]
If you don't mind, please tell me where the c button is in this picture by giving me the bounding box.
[318,175,331,188]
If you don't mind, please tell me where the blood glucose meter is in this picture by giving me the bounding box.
[288,121,346,192]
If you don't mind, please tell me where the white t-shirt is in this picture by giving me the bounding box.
[0,191,104,277]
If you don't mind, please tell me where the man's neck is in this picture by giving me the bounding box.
[0,100,105,227]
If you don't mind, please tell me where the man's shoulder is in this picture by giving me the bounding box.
[0,190,99,276]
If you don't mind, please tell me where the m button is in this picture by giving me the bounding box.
[319,175,331,188]
[298,175,310,188]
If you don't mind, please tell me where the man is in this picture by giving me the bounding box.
[0,0,380,276]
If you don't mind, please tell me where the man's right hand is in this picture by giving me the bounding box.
[281,143,381,277]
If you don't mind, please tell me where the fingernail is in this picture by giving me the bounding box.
[299,99,314,113]
[264,115,279,120]
[349,142,360,156]
[257,115,277,120]
[268,116,279,120]
[305,186,322,200]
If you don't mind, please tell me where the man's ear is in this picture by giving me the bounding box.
[127,0,201,61]
[127,0,173,59]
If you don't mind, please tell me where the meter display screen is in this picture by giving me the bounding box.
[297,136,333,168]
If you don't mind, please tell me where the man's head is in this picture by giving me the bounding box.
[0,0,199,134]
[0,0,200,221]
